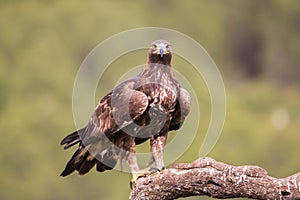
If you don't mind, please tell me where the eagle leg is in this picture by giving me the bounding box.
[150,133,167,170]
[129,134,168,189]
[127,137,142,189]
[127,142,139,173]
[128,137,162,189]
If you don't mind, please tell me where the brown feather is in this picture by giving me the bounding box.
[60,40,190,176]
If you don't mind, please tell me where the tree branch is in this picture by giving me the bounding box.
[129,157,300,200]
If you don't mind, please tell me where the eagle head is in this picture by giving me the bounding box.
[148,40,172,64]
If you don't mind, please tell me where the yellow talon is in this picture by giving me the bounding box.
[129,167,160,189]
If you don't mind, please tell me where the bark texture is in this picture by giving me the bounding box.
[129,157,300,200]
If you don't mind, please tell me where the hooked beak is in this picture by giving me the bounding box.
[159,47,165,57]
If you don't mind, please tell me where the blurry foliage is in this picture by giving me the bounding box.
[0,0,299,200]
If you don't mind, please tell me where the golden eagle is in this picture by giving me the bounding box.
[60,40,190,186]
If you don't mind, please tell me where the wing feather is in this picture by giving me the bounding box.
[61,78,149,175]
[81,78,149,144]
[169,87,191,131]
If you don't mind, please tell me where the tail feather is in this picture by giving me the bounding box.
[60,128,85,149]
[61,128,121,176]
[78,157,97,175]
[60,147,86,176]
[96,156,118,172]
[60,143,119,176]
[96,161,113,172]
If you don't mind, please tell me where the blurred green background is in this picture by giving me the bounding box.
[1,0,300,199]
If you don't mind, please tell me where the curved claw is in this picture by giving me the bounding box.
[148,167,160,173]
[129,179,135,190]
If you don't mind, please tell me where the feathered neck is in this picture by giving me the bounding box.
[147,53,172,66]
[139,62,174,79]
